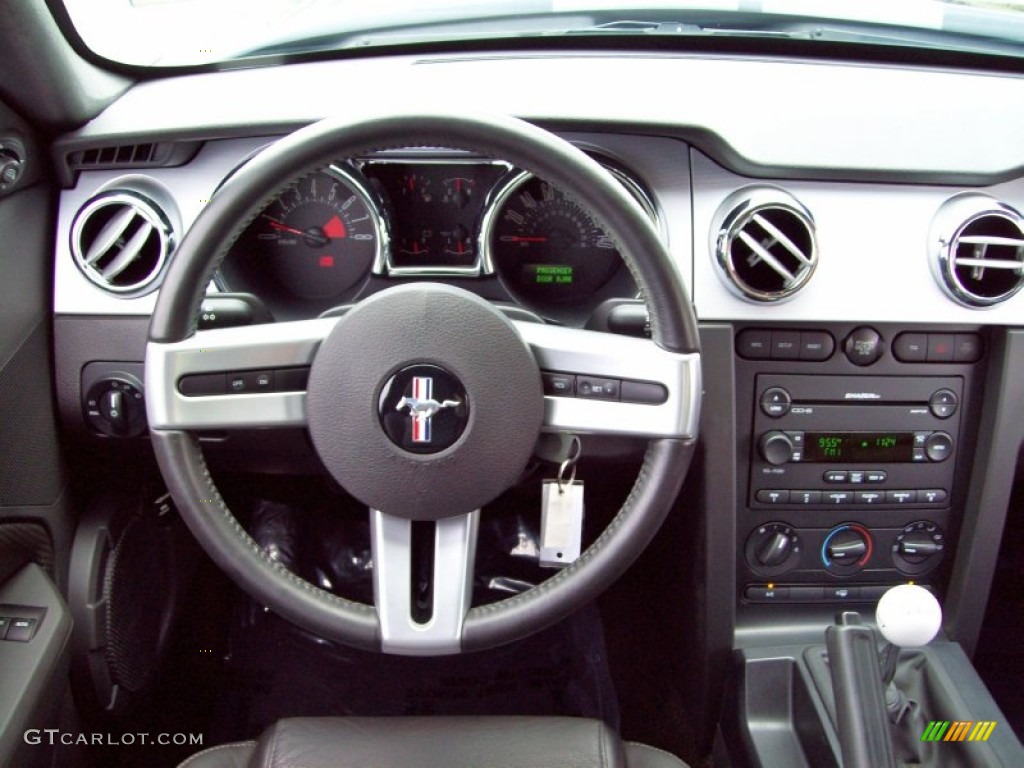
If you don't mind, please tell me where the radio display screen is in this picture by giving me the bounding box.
[804,432,915,463]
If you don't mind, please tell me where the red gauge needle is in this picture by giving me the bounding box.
[263,216,304,236]
[500,236,548,243]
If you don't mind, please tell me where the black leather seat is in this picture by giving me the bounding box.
[178,717,690,768]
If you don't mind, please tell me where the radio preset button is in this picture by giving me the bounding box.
[792,490,822,505]
[924,432,953,462]
[887,490,918,504]
[920,489,948,504]
[855,490,885,505]
[825,491,854,505]
[756,490,789,504]
[843,327,884,366]
[760,387,792,417]
[824,471,849,483]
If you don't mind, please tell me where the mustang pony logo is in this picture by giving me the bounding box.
[396,376,461,443]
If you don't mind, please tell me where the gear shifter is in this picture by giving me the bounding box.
[876,584,943,689]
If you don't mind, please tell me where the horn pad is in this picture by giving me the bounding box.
[306,284,544,521]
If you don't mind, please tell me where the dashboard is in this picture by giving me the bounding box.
[48,49,1024,658]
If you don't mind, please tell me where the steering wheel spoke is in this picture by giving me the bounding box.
[514,321,701,440]
[371,509,480,656]
[146,317,337,430]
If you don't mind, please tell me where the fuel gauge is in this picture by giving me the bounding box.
[442,176,474,209]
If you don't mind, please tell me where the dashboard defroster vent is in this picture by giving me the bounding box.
[931,194,1024,308]
[713,187,817,303]
[70,191,174,296]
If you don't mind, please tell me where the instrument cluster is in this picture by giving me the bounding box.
[217,152,659,323]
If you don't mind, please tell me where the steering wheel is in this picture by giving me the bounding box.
[144,112,701,656]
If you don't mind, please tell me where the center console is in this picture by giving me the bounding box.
[734,323,984,626]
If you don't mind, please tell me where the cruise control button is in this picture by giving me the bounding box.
[542,372,575,396]
[577,377,620,400]
[178,373,226,396]
[620,380,668,404]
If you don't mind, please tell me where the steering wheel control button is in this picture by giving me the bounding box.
[929,389,958,419]
[275,367,310,391]
[307,284,543,521]
[541,372,575,396]
[620,380,668,405]
[379,365,470,454]
[178,373,226,396]
[843,326,883,366]
[760,387,792,417]
[924,431,954,462]
[576,376,620,400]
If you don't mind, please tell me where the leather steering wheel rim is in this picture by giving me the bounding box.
[145,111,701,655]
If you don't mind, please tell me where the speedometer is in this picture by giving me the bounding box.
[483,165,657,317]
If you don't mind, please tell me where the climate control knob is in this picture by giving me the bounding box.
[759,431,795,465]
[821,523,873,576]
[745,523,801,577]
[893,521,945,576]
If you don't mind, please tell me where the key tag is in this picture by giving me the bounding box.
[540,437,584,568]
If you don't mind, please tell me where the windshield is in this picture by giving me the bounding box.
[62,0,1024,67]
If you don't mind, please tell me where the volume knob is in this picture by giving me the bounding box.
[759,431,795,465]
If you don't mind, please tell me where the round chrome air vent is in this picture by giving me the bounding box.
[931,193,1024,308]
[713,187,817,303]
[71,191,174,295]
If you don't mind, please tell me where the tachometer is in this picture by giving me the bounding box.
[230,166,382,300]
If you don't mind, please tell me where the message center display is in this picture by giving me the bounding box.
[804,432,915,463]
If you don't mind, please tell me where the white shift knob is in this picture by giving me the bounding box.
[876,584,942,647]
